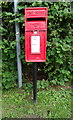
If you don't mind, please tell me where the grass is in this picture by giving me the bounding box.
[2,83,73,119]
[0,88,2,120]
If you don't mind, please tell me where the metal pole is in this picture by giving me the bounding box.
[33,62,37,103]
[14,0,22,88]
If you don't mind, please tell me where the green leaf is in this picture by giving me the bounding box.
[10,53,15,58]
[60,18,62,21]
[50,80,56,85]
[17,5,25,10]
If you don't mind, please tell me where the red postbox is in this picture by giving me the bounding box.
[25,7,48,62]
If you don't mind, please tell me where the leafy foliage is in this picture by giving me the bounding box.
[2,2,17,89]
[2,2,73,89]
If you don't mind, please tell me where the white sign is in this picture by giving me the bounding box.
[31,36,40,53]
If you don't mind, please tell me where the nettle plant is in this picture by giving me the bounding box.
[2,2,73,89]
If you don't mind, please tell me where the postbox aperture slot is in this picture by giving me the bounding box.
[27,18,45,21]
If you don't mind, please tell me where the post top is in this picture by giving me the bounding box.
[25,7,48,10]
[25,7,48,18]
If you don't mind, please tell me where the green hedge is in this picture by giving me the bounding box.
[2,2,73,89]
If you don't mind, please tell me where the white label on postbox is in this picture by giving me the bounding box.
[31,36,40,53]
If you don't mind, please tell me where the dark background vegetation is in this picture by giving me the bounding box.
[2,2,73,89]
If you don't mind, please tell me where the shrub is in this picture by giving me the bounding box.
[2,2,73,89]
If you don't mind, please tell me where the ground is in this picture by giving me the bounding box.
[2,83,73,119]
